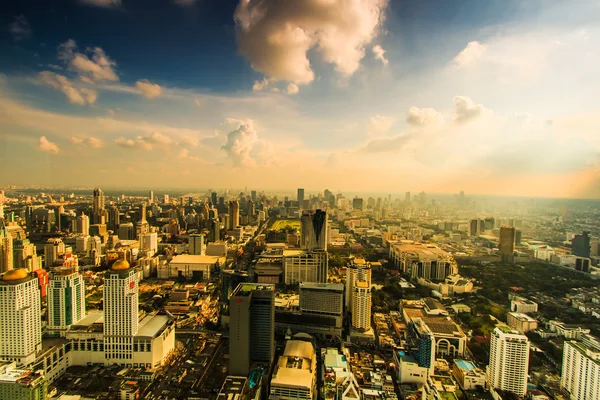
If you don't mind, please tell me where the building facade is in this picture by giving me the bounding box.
[47,267,86,336]
[351,281,371,331]
[283,250,328,284]
[300,210,328,251]
[487,327,529,397]
[499,226,516,263]
[561,340,600,400]
[389,241,458,282]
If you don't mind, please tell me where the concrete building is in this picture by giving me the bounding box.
[228,200,240,230]
[499,226,516,263]
[488,327,530,397]
[507,312,538,334]
[229,283,275,377]
[92,187,106,225]
[43,238,65,269]
[118,222,135,241]
[0,269,42,365]
[345,257,371,312]
[510,296,538,313]
[47,267,86,337]
[299,283,344,316]
[300,209,328,251]
[283,250,328,284]
[188,234,205,255]
[0,221,13,273]
[452,359,486,390]
[571,232,591,258]
[0,361,47,400]
[548,320,590,339]
[389,241,458,282]
[75,213,90,236]
[297,188,305,205]
[159,254,224,280]
[269,335,316,400]
[561,339,600,400]
[351,281,371,331]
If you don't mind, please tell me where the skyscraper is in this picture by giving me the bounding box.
[103,260,139,364]
[351,281,371,331]
[251,190,257,202]
[189,234,205,255]
[92,187,106,224]
[345,258,371,312]
[297,188,305,204]
[499,226,516,263]
[488,327,530,397]
[228,200,240,230]
[229,283,275,377]
[44,238,65,269]
[571,231,591,258]
[149,190,154,203]
[211,191,218,205]
[47,267,86,336]
[247,199,255,223]
[352,197,364,210]
[75,213,90,236]
[0,221,13,273]
[561,339,600,400]
[108,204,120,232]
[0,269,42,365]
[300,209,328,251]
[405,192,411,204]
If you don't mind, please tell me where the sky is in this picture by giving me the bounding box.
[0,0,599,198]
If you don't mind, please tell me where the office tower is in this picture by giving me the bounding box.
[13,233,38,271]
[247,200,255,223]
[300,209,328,251]
[44,238,65,269]
[561,339,600,400]
[47,267,86,336]
[139,232,158,256]
[499,226,516,263]
[251,190,257,202]
[0,362,47,400]
[351,281,371,331]
[0,190,4,219]
[352,197,364,210]
[163,194,169,204]
[488,327,530,397]
[75,213,90,236]
[299,283,344,316]
[283,250,328,284]
[209,218,220,242]
[571,231,591,258]
[405,192,411,204]
[228,200,240,230]
[108,204,120,232]
[118,222,135,240]
[297,188,305,204]
[92,187,106,224]
[211,192,218,205]
[345,258,371,312]
[0,221,13,273]
[515,229,522,245]
[221,269,249,302]
[229,283,275,377]
[103,260,138,364]
[189,234,205,255]
[136,204,149,237]
[0,269,42,365]
[149,190,154,203]
[469,219,482,237]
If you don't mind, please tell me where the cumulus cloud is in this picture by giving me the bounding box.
[356,134,411,154]
[38,136,59,154]
[115,132,172,150]
[70,136,104,148]
[234,0,388,85]
[38,71,97,105]
[368,115,393,135]
[372,45,388,65]
[286,83,299,95]
[453,96,487,124]
[180,137,199,147]
[252,78,270,91]
[453,41,486,67]
[136,79,162,99]
[57,39,118,83]
[9,15,31,41]
[407,106,444,127]
[222,120,272,167]
[78,0,122,8]
[178,148,200,160]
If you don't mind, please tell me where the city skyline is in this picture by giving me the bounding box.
[1,0,600,198]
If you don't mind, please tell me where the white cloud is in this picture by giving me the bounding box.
[453,41,486,67]
[252,78,270,91]
[69,137,84,145]
[222,119,272,167]
[180,137,199,147]
[356,133,411,154]
[178,148,200,160]
[136,79,162,99]
[453,96,487,124]
[114,137,136,148]
[144,132,173,146]
[372,45,388,65]
[38,71,97,105]
[368,115,393,135]
[9,15,31,41]
[407,106,444,127]
[38,136,59,154]
[234,0,388,84]
[78,0,122,8]
[286,83,299,95]
[58,40,118,83]
[70,136,104,148]
[115,132,173,151]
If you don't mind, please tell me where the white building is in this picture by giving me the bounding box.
[507,312,538,334]
[158,254,224,280]
[510,296,538,314]
[47,267,86,336]
[299,283,343,316]
[269,336,316,400]
[452,359,486,390]
[561,340,600,400]
[139,232,158,256]
[351,281,371,331]
[0,361,47,399]
[283,250,328,284]
[389,241,458,281]
[487,327,530,397]
[75,213,90,236]
[0,269,42,365]
[345,258,371,312]
[0,221,12,273]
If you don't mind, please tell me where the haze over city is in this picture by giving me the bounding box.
[1,0,599,198]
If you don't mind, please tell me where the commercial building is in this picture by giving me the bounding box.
[299,283,344,316]
[283,250,328,284]
[452,359,486,390]
[188,234,205,255]
[139,232,158,256]
[561,339,600,400]
[389,241,458,282]
[297,188,305,205]
[229,283,275,377]
[487,327,530,397]
[0,361,47,400]
[300,210,328,251]
[0,269,42,365]
[571,232,591,258]
[507,312,538,334]
[351,281,371,331]
[118,222,135,240]
[228,200,240,230]
[158,254,224,280]
[499,226,516,263]
[0,220,13,273]
[345,257,371,312]
[510,296,538,314]
[47,267,86,337]
[269,335,317,400]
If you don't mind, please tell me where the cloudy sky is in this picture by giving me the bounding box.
[1,0,599,198]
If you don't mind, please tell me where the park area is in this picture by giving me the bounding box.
[269,219,301,231]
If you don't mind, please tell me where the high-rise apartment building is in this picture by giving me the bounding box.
[0,221,13,273]
[47,267,86,336]
[44,238,65,269]
[487,327,530,397]
[229,283,274,377]
[345,258,371,312]
[499,226,516,263]
[103,260,139,364]
[228,200,240,230]
[351,281,371,331]
[561,339,600,400]
[299,283,344,316]
[571,232,591,258]
[92,187,106,224]
[75,213,90,236]
[189,234,205,255]
[297,188,305,205]
[139,232,158,256]
[283,250,328,284]
[0,269,42,365]
[300,209,327,251]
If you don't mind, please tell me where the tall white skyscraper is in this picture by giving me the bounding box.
[47,267,86,336]
[0,221,13,273]
[488,327,530,397]
[103,260,139,363]
[351,281,371,331]
[301,209,328,251]
[0,269,42,365]
[345,258,371,312]
[561,339,600,400]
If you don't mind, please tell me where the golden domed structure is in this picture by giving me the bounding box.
[2,268,29,281]
[111,260,130,271]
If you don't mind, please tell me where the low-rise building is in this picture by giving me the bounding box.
[452,359,486,390]
[510,297,538,313]
[158,254,224,280]
[269,335,316,400]
[0,361,47,400]
[507,312,538,333]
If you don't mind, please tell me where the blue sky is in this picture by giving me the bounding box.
[1,0,599,197]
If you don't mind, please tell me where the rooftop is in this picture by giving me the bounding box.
[454,359,476,371]
[136,315,171,338]
[508,312,537,322]
[232,283,274,297]
[170,254,223,264]
[391,241,451,259]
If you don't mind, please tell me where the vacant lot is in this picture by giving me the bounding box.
[270,219,301,231]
